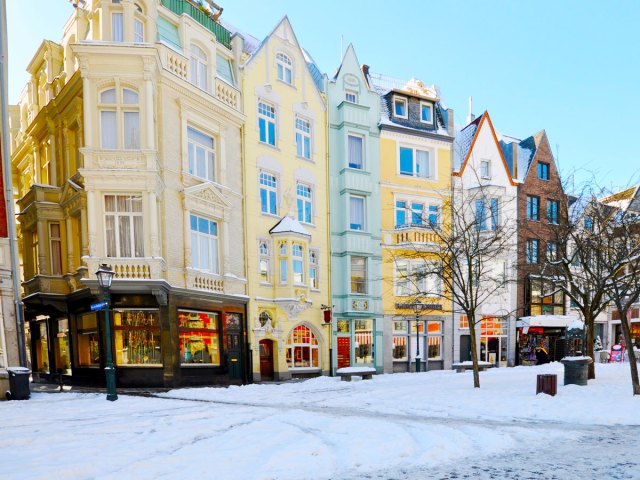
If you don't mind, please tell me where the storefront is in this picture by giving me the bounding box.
[391,316,446,372]
[516,315,583,365]
[24,283,249,388]
[611,307,640,349]
[335,318,381,372]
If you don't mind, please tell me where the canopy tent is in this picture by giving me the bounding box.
[517,315,583,330]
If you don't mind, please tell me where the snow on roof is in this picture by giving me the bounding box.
[600,186,640,214]
[517,315,583,329]
[498,134,536,181]
[219,19,261,55]
[453,117,480,172]
[269,215,310,236]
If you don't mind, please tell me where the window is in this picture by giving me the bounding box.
[279,243,287,283]
[527,195,540,221]
[113,309,161,366]
[259,172,278,215]
[112,13,124,42]
[216,53,235,85]
[105,194,144,258]
[295,117,311,159]
[546,241,558,262]
[427,321,443,360]
[527,278,564,316]
[393,96,407,118]
[459,315,469,329]
[538,162,550,180]
[76,313,99,367]
[547,199,559,224]
[296,183,312,223]
[30,230,39,277]
[345,91,357,103]
[349,195,365,231]
[276,52,293,84]
[420,102,433,123]
[259,240,270,283]
[395,261,410,296]
[428,205,439,227]
[134,18,144,43]
[286,325,319,369]
[309,250,318,289]
[480,160,491,179]
[190,45,207,90]
[99,87,140,150]
[190,214,219,274]
[49,223,62,275]
[293,244,304,284]
[411,202,424,226]
[395,200,407,228]
[396,200,439,228]
[475,198,500,231]
[258,101,276,146]
[350,256,367,294]
[178,310,220,365]
[348,134,364,169]
[188,127,215,181]
[526,239,539,264]
[392,319,443,362]
[399,147,432,178]
[585,216,593,230]
[395,260,441,296]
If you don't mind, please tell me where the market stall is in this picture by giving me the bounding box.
[516,315,584,365]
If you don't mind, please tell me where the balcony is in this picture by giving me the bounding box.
[214,78,240,110]
[84,257,167,281]
[160,0,231,49]
[22,275,71,297]
[392,227,440,245]
[186,268,224,293]
[336,101,370,128]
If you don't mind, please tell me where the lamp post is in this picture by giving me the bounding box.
[413,301,424,373]
[96,264,117,401]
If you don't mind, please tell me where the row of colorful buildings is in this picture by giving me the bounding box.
[3,0,635,390]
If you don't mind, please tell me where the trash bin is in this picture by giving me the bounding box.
[6,367,31,400]
[536,374,557,396]
[560,357,592,386]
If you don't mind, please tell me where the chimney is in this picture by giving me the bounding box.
[447,108,454,137]
[467,96,475,124]
[362,64,370,86]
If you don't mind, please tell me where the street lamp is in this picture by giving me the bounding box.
[412,301,424,373]
[96,263,117,401]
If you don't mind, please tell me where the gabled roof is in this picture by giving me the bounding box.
[453,111,518,186]
[330,44,373,92]
[600,186,640,214]
[498,134,536,181]
[269,215,310,236]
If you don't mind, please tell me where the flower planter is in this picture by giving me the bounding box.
[560,356,593,386]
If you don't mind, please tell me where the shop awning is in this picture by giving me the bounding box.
[517,315,583,329]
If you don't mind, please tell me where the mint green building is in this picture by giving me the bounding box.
[327,45,383,373]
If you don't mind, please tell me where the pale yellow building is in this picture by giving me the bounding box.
[234,17,330,381]
[9,0,249,387]
[368,74,454,372]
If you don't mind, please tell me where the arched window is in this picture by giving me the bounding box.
[286,325,319,369]
[190,45,208,90]
[276,52,292,85]
[99,87,140,150]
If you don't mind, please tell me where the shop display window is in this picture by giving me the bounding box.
[54,319,71,374]
[286,325,319,369]
[113,309,161,366]
[354,319,373,364]
[76,313,100,367]
[392,336,407,360]
[33,321,49,373]
[427,321,443,360]
[179,310,220,365]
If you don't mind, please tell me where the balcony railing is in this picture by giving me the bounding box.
[186,269,224,293]
[160,0,231,49]
[85,257,166,281]
[393,227,440,245]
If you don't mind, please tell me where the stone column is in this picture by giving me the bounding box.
[66,216,75,273]
[148,191,159,257]
[86,190,97,257]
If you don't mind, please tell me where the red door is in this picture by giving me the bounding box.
[259,339,274,379]
[337,337,350,369]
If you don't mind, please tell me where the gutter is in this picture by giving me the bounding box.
[0,0,27,367]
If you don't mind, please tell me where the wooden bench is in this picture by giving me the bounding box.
[336,367,376,382]
[452,361,493,373]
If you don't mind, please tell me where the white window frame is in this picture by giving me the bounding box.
[258,101,276,146]
[259,171,278,215]
[292,243,304,285]
[296,182,313,224]
[99,87,140,150]
[295,116,311,159]
[279,242,288,284]
[349,195,365,231]
[395,260,442,297]
[112,12,124,42]
[393,95,408,119]
[420,101,433,124]
[398,145,434,179]
[258,239,271,284]
[190,44,208,91]
[190,214,219,274]
[104,194,144,258]
[134,18,144,43]
[276,52,293,85]
[309,249,319,290]
[347,134,364,170]
[187,126,216,182]
[345,90,358,103]
[350,256,367,294]
[480,160,491,179]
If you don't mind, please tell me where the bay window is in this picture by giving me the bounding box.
[350,256,367,294]
[99,87,140,150]
[348,134,364,169]
[349,195,365,231]
[293,243,304,284]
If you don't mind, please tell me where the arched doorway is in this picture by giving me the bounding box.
[286,324,320,370]
[259,339,274,380]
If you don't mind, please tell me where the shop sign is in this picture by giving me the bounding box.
[90,301,108,311]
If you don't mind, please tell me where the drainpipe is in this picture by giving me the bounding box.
[0,0,27,367]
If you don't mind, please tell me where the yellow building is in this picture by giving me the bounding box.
[368,74,454,372]
[9,0,249,387]
[234,18,330,381]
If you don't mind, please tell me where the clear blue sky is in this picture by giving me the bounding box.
[6,0,640,191]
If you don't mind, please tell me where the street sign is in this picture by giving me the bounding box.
[90,301,108,311]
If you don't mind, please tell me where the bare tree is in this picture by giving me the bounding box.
[393,180,517,388]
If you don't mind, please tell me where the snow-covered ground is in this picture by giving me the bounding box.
[1,362,639,480]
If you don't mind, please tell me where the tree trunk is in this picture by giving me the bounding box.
[618,310,640,395]
[469,318,480,388]
[583,312,596,380]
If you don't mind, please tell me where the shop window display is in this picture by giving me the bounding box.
[179,310,220,365]
[54,319,71,375]
[286,325,319,369]
[354,319,373,364]
[33,321,49,373]
[113,309,161,366]
[76,313,100,367]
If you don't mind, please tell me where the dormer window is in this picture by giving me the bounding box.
[276,53,293,85]
[480,160,491,179]
[420,102,433,124]
[393,96,407,118]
